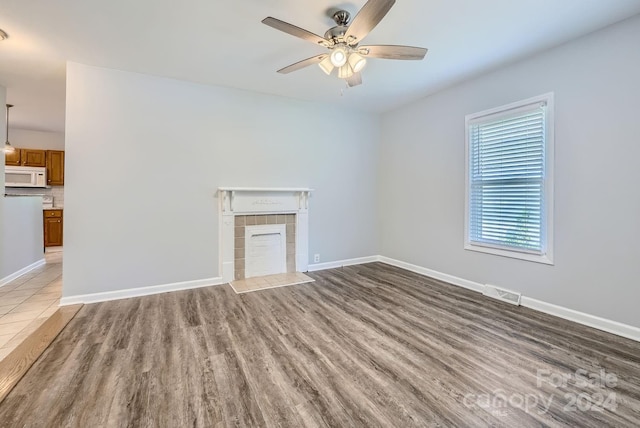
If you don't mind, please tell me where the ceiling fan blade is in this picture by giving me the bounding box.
[277,54,328,74]
[344,0,396,44]
[359,45,428,60]
[262,17,329,46]
[347,72,362,87]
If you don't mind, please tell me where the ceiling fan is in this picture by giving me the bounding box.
[262,0,427,87]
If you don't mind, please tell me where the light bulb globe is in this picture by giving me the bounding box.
[318,56,335,75]
[330,47,347,67]
[338,63,354,79]
[348,53,367,73]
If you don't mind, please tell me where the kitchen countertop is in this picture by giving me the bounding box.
[3,195,63,209]
[4,195,63,209]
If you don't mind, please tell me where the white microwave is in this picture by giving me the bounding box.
[5,166,47,188]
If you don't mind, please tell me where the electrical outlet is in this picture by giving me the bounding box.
[313,254,320,263]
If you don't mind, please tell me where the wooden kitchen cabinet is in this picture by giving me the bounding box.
[4,148,22,165]
[44,209,63,247]
[46,150,65,185]
[3,148,48,167]
[20,149,47,167]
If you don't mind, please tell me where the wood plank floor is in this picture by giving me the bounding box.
[0,262,638,427]
[0,304,82,403]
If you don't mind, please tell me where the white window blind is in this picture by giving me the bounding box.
[468,102,547,254]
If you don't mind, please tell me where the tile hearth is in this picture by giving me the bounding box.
[230,272,314,294]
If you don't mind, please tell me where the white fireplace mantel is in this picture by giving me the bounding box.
[218,187,312,213]
[217,187,312,282]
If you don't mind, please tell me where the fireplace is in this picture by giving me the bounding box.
[235,217,295,280]
[218,187,312,283]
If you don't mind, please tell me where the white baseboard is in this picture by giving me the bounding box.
[59,254,377,305]
[520,296,640,342]
[0,258,46,288]
[66,254,376,305]
[378,256,485,293]
[57,254,640,343]
[307,256,379,272]
[377,256,640,343]
[60,276,225,305]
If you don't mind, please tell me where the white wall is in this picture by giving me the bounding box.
[0,85,5,278]
[378,15,640,328]
[63,63,380,297]
[9,128,65,150]
[1,197,44,282]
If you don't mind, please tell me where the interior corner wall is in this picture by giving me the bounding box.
[378,15,640,328]
[63,63,379,298]
[0,85,6,276]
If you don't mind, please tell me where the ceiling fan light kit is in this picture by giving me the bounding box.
[262,0,427,88]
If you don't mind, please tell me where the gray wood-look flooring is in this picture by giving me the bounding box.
[1,262,639,427]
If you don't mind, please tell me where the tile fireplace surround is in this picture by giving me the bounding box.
[234,214,296,280]
[218,188,312,283]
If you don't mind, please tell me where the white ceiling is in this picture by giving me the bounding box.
[1,0,640,133]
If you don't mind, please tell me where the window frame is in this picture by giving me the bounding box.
[464,93,554,265]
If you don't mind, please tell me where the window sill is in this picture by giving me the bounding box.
[464,243,554,265]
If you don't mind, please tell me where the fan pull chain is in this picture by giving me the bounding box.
[340,81,350,97]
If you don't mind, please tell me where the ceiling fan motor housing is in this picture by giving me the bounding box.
[324,10,353,44]
[332,10,351,26]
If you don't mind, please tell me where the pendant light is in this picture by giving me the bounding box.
[4,104,15,154]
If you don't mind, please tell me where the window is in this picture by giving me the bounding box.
[465,93,554,264]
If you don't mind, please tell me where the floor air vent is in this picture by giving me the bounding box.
[483,285,522,306]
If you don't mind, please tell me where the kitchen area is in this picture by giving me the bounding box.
[3,101,66,282]
[1,102,66,362]
[5,146,65,248]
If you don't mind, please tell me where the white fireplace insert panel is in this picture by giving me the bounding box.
[245,224,287,278]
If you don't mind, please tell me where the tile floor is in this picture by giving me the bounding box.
[0,248,63,361]
[230,271,314,294]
